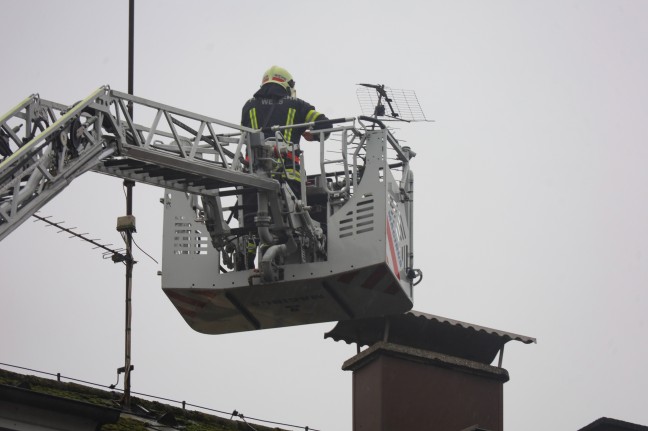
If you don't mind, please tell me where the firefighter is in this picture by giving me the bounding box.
[241,65,330,185]
[238,66,330,270]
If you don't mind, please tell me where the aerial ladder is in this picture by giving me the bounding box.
[0,86,420,334]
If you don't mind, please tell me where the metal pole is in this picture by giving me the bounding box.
[498,345,505,368]
[128,0,135,117]
[121,1,136,410]
[123,180,135,409]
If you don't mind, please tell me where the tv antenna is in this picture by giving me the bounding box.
[357,83,431,122]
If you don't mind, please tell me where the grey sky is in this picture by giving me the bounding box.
[2,1,647,429]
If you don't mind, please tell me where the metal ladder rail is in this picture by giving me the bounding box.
[0,94,39,154]
[103,90,280,193]
[0,87,118,241]
[97,90,284,250]
[0,87,282,242]
[0,95,69,162]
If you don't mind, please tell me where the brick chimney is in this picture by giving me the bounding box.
[325,311,535,431]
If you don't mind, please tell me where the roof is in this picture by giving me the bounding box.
[325,310,536,365]
[0,383,120,429]
[578,417,648,431]
[0,367,290,431]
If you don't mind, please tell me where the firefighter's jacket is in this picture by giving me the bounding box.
[241,84,329,180]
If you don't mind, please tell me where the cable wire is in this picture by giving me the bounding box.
[131,235,159,264]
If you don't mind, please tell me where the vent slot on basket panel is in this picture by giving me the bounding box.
[338,196,375,239]
[174,221,209,255]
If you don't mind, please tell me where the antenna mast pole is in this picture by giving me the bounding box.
[128,0,134,118]
[122,0,135,410]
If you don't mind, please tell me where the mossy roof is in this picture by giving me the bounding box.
[0,368,288,431]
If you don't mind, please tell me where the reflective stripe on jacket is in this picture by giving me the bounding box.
[241,85,328,146]
[242,84,329,182]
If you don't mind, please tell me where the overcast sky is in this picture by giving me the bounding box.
[2,1,647,430]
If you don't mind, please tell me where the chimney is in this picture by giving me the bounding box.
[325,311,535,431]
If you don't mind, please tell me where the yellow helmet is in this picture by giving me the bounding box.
[261,66,295,95]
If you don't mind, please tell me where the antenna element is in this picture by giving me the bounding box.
[357,83,430,122]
